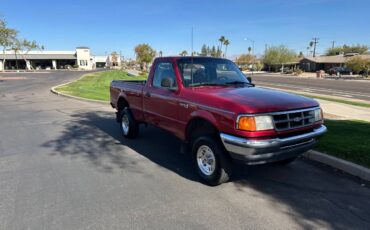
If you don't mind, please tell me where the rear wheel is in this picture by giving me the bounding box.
[119,107,139,138]
[192,136,232,186]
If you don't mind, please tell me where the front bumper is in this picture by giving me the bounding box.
[220,125,327,165]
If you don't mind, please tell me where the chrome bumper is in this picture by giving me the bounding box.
[220,125,327,164]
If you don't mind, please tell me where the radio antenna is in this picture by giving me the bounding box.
[191,27,194,88]
[191,27,194,56]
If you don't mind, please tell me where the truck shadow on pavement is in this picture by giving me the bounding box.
[42,110,198,181]
[42,110,370,229]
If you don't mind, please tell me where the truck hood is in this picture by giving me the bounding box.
[189,86,319,113]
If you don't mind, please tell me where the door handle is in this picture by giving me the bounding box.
[144,92,151,98]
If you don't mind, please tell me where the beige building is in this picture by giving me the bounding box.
[300,53,370,72]
[0,47,121,71]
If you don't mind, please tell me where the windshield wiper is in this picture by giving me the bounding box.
[189,82,228,87]
[225,81,254,87]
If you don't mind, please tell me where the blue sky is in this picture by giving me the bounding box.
[2,0,369,59]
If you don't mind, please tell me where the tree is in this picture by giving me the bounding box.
[134,44,156,71]
[200,44,208,56]
[216,46,222,57]
[298,51,304,58]
[223,39,230,57]
[179,50,188,56]
[262,45,297,72]
[248,46,252,54]
[309,41,314,49]
[326,44,369,56]
[346,56,370,76]
[218,36,225,55]
[210,46,217,57]
[0,19,17,71]
[235,54,255,66]
[13,39,41,70]
[255,61,264,71]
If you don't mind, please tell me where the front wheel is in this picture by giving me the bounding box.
[119,107,139,139]
[192,136,232,186]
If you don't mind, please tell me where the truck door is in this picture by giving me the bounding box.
[143,61,181,136]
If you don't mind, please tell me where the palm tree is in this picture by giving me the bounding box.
[248,46,252,54]
[223,39,230,57]
[309,41,314,49]
[219,36,225,55]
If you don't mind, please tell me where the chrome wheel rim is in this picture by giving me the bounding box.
[121,114,129,135]
[197,145,216,176]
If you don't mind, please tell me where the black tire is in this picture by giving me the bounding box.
[274,157,296,165]
[119,107,139,139]
[192,136,232,186]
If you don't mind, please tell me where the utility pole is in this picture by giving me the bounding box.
[312,37,319,57]
[331,41,335,49]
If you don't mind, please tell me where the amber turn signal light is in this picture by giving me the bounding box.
[237,116,256,131]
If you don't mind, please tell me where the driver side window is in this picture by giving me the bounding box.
[152,62,177,89]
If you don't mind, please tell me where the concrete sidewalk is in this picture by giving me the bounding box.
[126,69,141,76]
[317,99,370,122]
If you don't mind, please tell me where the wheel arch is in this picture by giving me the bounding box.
[117,96,129,111]
[185,114,219,143]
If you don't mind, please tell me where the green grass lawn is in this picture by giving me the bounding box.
[316,119,370,168]
[56,70,147,101]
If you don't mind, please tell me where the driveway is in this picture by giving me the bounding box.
[0,71,369,230]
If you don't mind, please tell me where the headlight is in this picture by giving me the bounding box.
[314,108,323,122]
[237,115,274,131]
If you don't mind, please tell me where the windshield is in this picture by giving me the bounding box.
[176,58,250,87]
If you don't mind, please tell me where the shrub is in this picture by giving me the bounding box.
[346,57,370,75]
[294,69,303,76]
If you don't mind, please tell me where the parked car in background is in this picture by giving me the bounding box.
[110,57,327,185]
[328,67,352,75]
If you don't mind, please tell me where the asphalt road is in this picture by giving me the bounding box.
[251,74,370,102]
[1,71,370,230]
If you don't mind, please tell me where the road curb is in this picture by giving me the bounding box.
[304,150,370,181]
[50,81,108,105]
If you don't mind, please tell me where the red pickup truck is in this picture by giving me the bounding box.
[110,57,327,185]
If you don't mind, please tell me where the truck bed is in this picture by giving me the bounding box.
[110,80,146,110]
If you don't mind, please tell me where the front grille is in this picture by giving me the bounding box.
[273,109,316,131]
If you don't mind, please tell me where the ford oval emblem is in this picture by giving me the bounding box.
[293,117,302,122]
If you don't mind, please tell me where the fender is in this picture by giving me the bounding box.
[189,110,219,129]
